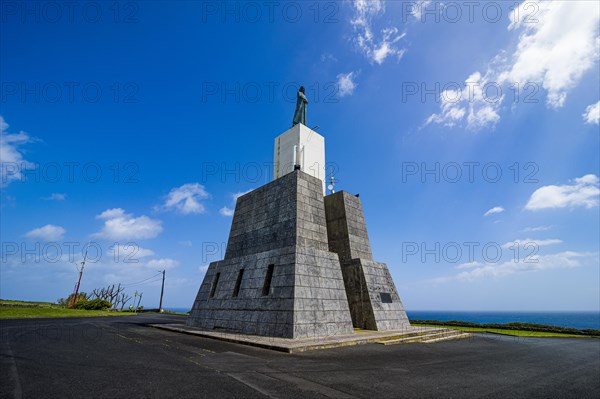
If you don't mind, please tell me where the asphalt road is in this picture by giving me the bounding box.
[1,314,599,399]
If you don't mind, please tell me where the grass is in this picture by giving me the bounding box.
[412,323,598,338]
[0,307,136,319]
[0,299,137,319]
[162,310,189,316]
[0,299,56,307]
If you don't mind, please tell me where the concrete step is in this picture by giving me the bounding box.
[378,332,453,345]
[376,328,455,342]
[421,332,472,343]
[378,329,471,345]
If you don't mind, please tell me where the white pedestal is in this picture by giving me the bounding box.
[273,124,326,194]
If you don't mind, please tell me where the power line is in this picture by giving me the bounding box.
[121,272,162,287]
[122,277,163,288]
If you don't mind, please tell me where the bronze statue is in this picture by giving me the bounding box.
[292,86,308,127]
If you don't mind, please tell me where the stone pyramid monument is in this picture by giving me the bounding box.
[187,94,410,339]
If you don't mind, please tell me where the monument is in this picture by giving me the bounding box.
[187,87,410,338]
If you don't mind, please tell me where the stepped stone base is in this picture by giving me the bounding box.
[324,191,410,331]
[153,323,472,353]
[187,171,354,339]
[376,329,472,345]
[186,245,354,339]
[187,169,410,339]
[341,259,410,330]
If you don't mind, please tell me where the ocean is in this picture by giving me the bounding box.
[166,308,600,330]
[406,311,600,330]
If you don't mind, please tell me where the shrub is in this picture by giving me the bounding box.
[57,292,88,308]
[74,298,111,310]
[411,320,600,336]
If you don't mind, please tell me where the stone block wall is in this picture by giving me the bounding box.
[224,171,328,259]
[324,191,411,331]
[187,170,354,339]
[186,247,297,337]
[324,191,373,261]
[293,246,354,338]
[347,259,410,330]
[187,169,410,338]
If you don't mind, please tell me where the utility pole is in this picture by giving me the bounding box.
[158,269,165,312]
[70,248,88,308]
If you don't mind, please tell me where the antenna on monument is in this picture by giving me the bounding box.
[328,169,335,194]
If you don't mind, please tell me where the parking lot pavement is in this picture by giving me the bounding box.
[1,314,599,398]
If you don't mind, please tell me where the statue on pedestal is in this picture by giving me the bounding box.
[292,86,308,127]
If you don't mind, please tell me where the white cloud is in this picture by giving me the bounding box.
[158,183,210,215]
[94,208,163,240]
[0,116,35,187]
[219,206,234,217]
[502,1,599,109]
[320,52,338,63]
[484,206,505,217]
[351,0,384,29]
[501,238,563,250]
[582,101,600,125]
[371,28,406,64]
[434,251,593,283]
[25,224,66,241]
[42,193,66,201]
[425,71,501,130]
[350,0,406,64]
[109,244,155,260]
[146,258,178,270]
[456,261,483,269]
[425,1,600,130]
[425,104,466,128]
[409,0,432,20]
[522,225,552,232]
[232,189,252,201]
[336,72,357,97]
[525,174,600,210]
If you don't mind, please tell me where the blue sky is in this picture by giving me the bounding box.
[1,1,599,311]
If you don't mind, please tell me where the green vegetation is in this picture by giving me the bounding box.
[411,320,600,338]
[162,310,189,316]
[0,299,55,307]
[0,306,135,319]
[0,298,135,319]
[57,292,88,307]
[57,285,140,311]
[74,298,112,310]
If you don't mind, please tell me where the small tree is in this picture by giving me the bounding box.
[117,292,132,310]
[74,298,111,310]
[134,291,143,311]
[57,292,88,308]
[89,284,126,309]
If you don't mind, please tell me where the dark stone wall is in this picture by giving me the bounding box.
[188,170,409,338]
[324,191,373,261]
[186,247,297,338]
[188,170,354,338]
[324,191,410,330]
[224,171,328,259]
